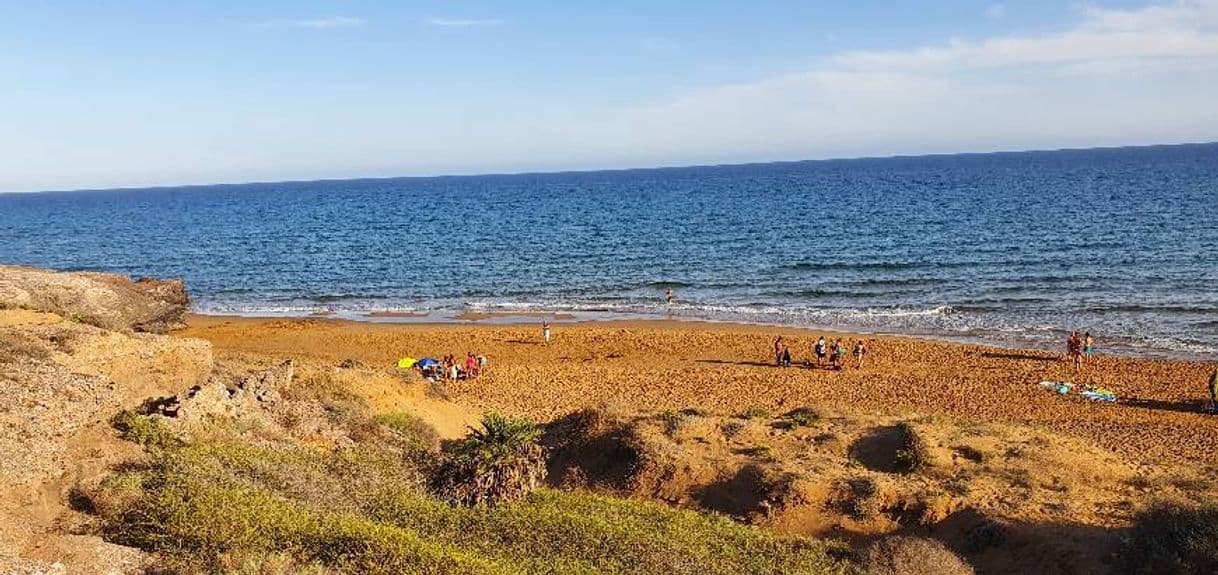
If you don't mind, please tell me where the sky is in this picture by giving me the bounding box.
[2,1,1217,192]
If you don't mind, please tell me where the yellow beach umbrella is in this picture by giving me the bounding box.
[397,357,418,369]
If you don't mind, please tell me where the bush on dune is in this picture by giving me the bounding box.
[434,412,548,507]
[860,536,974,575]
[1121,500,1218,575]
[89,429,849,574]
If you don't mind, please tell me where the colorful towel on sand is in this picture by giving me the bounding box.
[1039,381,1117,401]
[1080,390,1117,402]
[1039,381,1074,395]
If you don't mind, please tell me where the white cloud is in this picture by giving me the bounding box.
[424,17,504,28]
[289,16,364,29]
[832,2,1218,73]
[565,0,1218,166]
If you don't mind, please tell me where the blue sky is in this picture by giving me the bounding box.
[2,1,1217,192]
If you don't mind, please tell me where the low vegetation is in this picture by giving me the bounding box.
[893,422,932,474]
[88,412,847,574]
[376,411,442,451]
[1121,500,1218,575]
[434,413,547,507]
[785,407,820,428]
[110,410,181,451]
[860,536,974,575]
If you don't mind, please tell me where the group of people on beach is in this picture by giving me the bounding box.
[440,352,486,380]
[1065,331,1095,370]
[774,335,867,370]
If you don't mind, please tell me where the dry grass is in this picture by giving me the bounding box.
[860,536,974,575]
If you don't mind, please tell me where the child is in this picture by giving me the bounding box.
[853,340,867,369]
[815,336,827,366]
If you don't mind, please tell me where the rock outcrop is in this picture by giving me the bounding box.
[0,265,189,334]
[149,360,291,427]
[0,267,211,574]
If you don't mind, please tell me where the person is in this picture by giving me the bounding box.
[835,340,847,369]
[1208,368,1218,410]
[478,354,488,371]
[815,336,827,366]
[666,287,675,305]
[465,352,478,378]
[1083,332,1095,362]
[853,340,867,369]
[1066,331,1082,370]
[774,336,785,365]
[828,339,841,369]
[781,345,792,368]
[542,321,551,345]
[448,362,460,381]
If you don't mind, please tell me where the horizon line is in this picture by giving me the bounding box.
[6,140,1216,195]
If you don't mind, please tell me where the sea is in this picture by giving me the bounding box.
[2,144,1216,359]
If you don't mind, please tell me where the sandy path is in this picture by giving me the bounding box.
[178,315,1218,465]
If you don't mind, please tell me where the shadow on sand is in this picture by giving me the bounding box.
[694,359,844,371]
[1118,397,1209,415]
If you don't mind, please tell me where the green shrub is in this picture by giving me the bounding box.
[88,431,849,574]
[660,410,686,436]
[739,406,772,420]
[434,413,547,507]
[376,412,441,451]
[894,423,931,474]
[1121,500,1218,574]
[785,407,820,428]
[111,410,181,450]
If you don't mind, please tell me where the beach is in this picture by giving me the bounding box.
[179,314,1218,464]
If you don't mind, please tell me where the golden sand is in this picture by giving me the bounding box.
[178,315,1218,464]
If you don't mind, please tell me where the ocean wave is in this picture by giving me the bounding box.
[778,261,984,272]
[644,281,692,288]
[307,293,392,303]
[760,288,917,299]
[1080,304,1218,314]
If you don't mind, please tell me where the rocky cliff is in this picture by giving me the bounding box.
[0,265,189,334]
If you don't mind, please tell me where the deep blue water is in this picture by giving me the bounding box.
[2,144,1217,358]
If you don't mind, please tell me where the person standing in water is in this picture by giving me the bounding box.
[542,321,551,345]
[666,287,675,305]
[815,336,827,366]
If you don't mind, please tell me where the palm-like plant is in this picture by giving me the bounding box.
[435,413,547,507]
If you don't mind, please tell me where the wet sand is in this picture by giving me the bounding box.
[178,315,1218,464]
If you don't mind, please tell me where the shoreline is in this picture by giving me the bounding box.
[187,308,1214,362]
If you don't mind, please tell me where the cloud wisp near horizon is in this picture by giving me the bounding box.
[1,0,1216,192]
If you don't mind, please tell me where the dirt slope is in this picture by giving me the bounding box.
[0,309,212,573]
